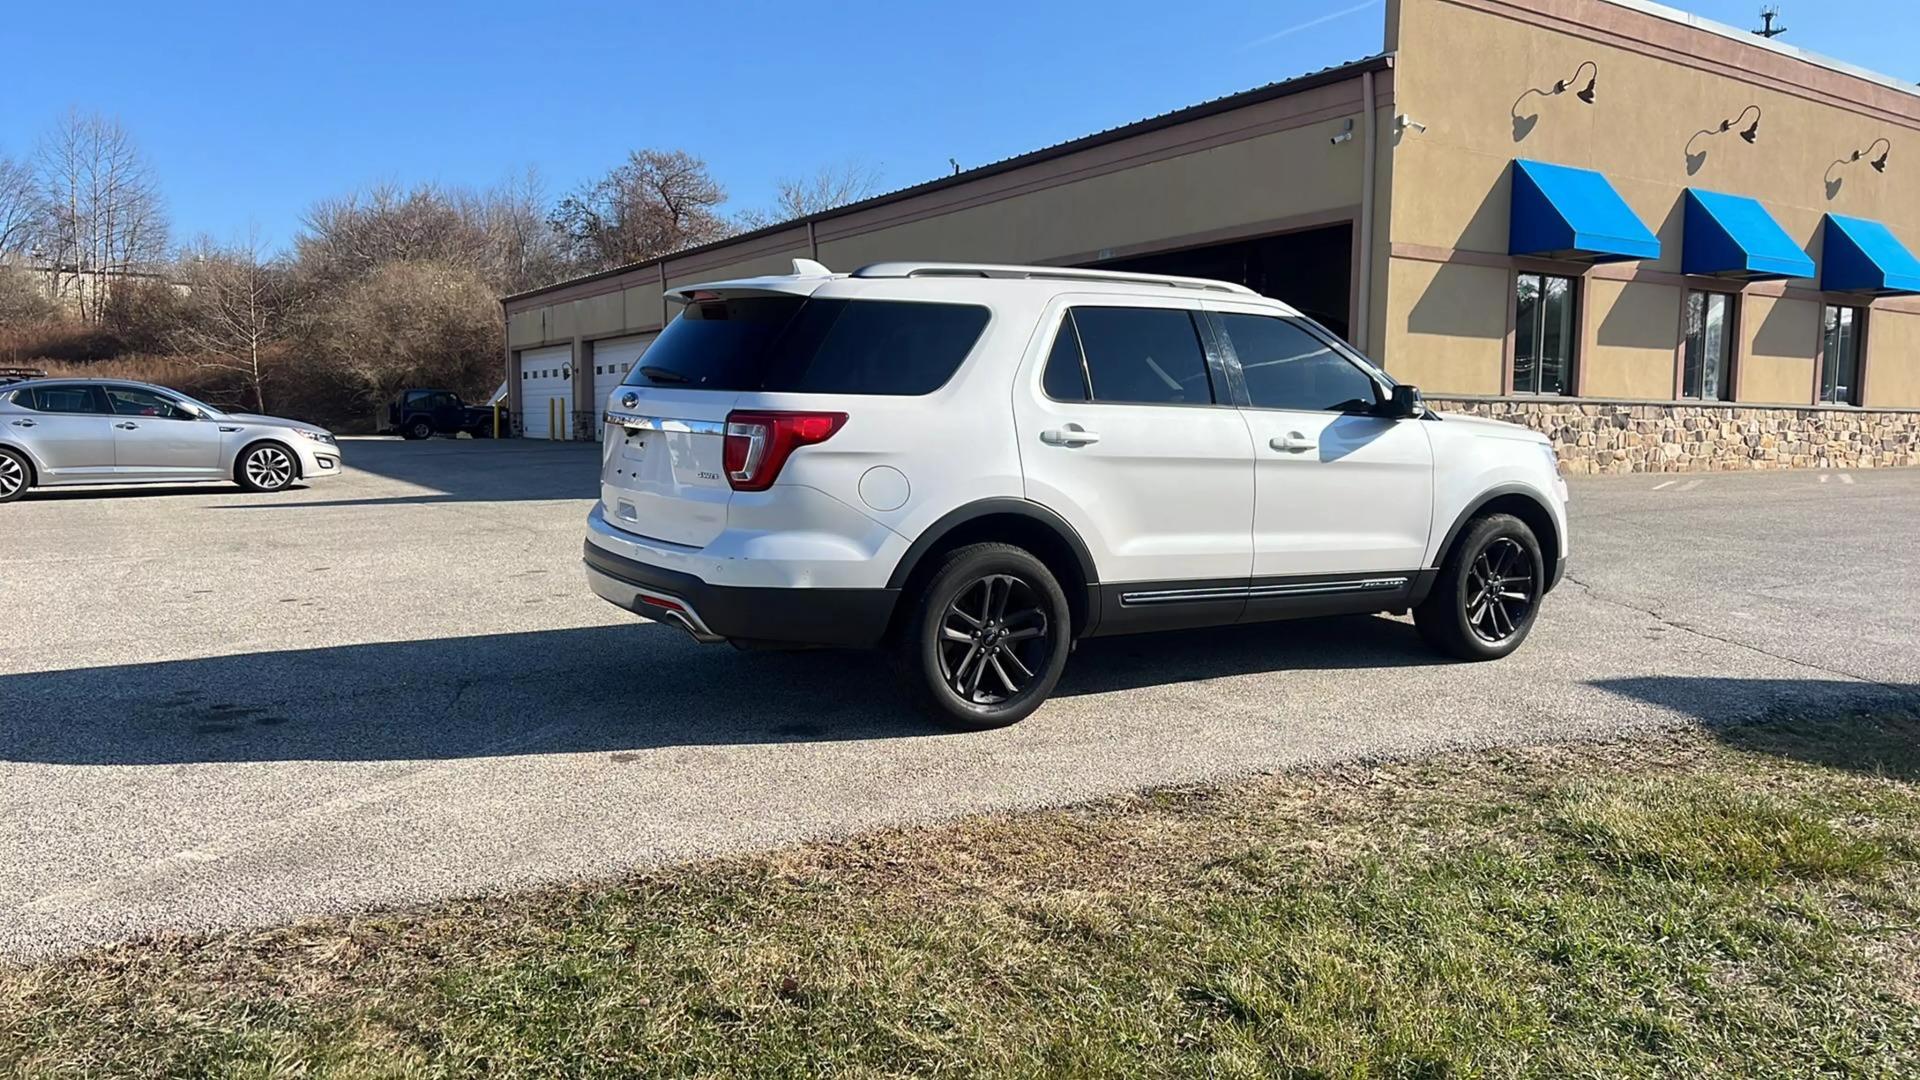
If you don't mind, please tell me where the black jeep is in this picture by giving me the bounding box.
[385,389,504,440]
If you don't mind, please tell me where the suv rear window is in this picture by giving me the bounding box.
[622,297,989,395]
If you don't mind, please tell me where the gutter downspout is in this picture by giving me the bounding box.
[1356,67,1378,355]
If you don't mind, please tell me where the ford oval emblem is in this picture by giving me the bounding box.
[620,392,638,409]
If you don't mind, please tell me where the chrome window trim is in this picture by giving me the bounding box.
[602,412,728,436]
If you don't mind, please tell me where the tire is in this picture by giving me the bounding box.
[1413,512,1545,661]
[470,424,493,439]
[236,442,299,493]
[893,542,1073,730]
[0,446,30,503]
[406,419,433,441]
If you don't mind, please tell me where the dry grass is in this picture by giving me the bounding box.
[4,716,1919,1078]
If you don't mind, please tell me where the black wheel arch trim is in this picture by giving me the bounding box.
[885,498,1103,635]
[1431,483,1561,589]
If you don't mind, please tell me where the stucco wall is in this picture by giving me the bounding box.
[1384,0,1920,407]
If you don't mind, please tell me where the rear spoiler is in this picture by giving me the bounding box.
[663,259,840,304]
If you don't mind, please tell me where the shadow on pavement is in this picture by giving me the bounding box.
[21,484,273,501]
[1590,675,1920,780]
[4,614,1443,766]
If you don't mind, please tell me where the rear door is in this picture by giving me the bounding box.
[9,384,116,478]
[102,385,223,477]
[1012,299,1255,632]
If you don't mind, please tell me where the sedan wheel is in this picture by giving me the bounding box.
[0,449,28,503]
[239,445,297,492]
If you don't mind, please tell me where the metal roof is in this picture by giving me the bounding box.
[502,54,1393,305]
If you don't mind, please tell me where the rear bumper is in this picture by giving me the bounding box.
[582,539,898,648]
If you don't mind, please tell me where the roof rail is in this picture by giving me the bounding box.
[851,261,1258,295]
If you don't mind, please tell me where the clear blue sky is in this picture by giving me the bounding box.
[2,1,1913,256]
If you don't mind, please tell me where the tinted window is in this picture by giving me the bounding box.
[1821,305,1863,406]
[624,297,989,396]
[1219,314,1379,413]
[1071,307,1213,406]
[27,386,105,414]
[1041,316,1089,401]
[105,387,195,419]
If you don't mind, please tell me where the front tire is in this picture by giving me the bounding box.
[895,542,1072,729]
[237,443,298,493]
[1414,512,1544,661]
[0,447,30,503]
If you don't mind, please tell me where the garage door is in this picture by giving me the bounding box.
[520,345,573,440]
[590,334,656,436]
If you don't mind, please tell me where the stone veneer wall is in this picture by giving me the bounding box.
[1428,398,1920,475]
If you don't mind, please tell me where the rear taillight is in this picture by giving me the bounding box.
[722,410,847,491]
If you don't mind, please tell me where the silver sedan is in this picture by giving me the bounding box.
[0,379,344,502]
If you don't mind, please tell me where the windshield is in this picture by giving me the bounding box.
[623,296,991,396]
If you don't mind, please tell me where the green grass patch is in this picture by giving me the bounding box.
[5,715,1920,1078]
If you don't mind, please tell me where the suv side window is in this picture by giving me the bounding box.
[1217,313,1380,414]
[1071,306,1215,406]
[1040,314,1090,402]
[105,386,195,420]
[26,386,107,414]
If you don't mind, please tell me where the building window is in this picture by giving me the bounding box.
[1514,273,1577,395]
[1682,290,1735,401]
[1820,305,1864,406]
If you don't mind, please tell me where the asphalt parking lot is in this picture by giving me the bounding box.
[4,437,1918,958]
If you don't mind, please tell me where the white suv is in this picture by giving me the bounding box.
[583,260,1569,727]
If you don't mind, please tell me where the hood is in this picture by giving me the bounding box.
[1430,410,1550,444]
[223,412,328,434]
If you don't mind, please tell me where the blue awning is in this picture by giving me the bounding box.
[1821,213,1920,295]
[1509,159,1661,263]
[1682,189,1815,281]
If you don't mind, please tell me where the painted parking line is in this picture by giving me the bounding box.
[1821,474,1830,483]
[1652,480,1677,490]
[1675,479,1704,492]
[1840,473,1856,485]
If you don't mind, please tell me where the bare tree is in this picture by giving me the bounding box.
[34,110,169,321]
[172,232,289,413]
[737,159,885,230]
[0,152,40,258]
[550,149,732,271]
[294,174,568,295]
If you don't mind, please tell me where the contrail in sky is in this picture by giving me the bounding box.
[1239,0,1383,50]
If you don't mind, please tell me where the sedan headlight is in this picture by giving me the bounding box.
[295,429,336,445]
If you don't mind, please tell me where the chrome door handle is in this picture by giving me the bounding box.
[1039,425,1100,447]
[9,419,33,427]
[115,421,139,430]
[1270,433,1315,453]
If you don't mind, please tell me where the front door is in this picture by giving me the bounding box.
[9,384,116,478]
[102,385,224,477]
[1204,303,1434,617]
[1012,299,1255,633]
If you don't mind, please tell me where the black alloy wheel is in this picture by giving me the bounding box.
[897,542,1072,729]
[1463,536,1536,643]
[938,573,1052,706]
[1413,512,1544,661]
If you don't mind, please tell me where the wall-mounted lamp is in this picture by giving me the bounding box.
[1330,118,1354,146]
[1683,105,1762,174]
[1824,137,1892,198]
[1510,60,1599,141]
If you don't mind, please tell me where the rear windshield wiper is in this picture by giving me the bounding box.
[639,365,690,385]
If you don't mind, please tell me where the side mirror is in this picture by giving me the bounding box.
[1383,383,1425,420]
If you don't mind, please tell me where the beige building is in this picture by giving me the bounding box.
[503,0,1920,472]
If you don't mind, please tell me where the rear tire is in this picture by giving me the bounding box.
[1413,512,1544,661]
[405,419,433,441]
[894,542,1072,729]
[0,447,30,503]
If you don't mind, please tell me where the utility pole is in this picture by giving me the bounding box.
[1752,5,1787,39]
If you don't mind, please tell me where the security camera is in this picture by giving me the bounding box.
[1330,119,1355,145]
[1396,114,1428,134]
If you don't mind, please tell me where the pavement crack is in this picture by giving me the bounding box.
[1561,572,1908,694]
